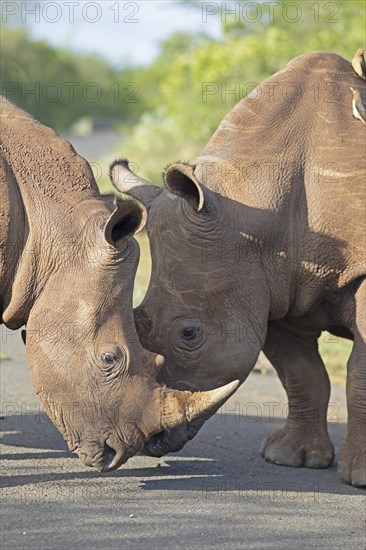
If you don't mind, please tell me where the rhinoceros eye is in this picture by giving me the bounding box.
[101,352,117,365]
[182,327,199,340]
[99,347,127,383]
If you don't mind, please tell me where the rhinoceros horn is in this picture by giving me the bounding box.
[109,159,162,208]
[151,380,240,432]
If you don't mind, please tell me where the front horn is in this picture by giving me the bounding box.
[156,380,240,431]
[109,159,162,208]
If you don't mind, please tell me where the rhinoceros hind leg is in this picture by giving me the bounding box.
[338,280,366,487]
[261,321,334,469]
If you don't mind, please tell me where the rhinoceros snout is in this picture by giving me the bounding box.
[143,431,174,458]
[143,395,224,457]
[76,440,132,472]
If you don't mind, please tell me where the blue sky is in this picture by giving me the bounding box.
[6,1,222,66]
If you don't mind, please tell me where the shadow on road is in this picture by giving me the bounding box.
[1,410,360,496]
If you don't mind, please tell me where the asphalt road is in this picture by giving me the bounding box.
[1,326,365,550]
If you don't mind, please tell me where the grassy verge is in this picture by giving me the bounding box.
[319,333,351,385]
[134,231,152,307]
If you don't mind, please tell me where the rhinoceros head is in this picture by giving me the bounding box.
[20,195,238,471]
[109,160,269,456]
[4,193,235,471]
[1,97,240,472]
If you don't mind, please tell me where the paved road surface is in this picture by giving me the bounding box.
[62,132,123,163]
[1,327,365,550]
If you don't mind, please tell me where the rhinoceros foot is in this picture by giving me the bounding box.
[260,426,335,469]
[338,436,366,487]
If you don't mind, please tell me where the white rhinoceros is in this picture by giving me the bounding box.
[0,98,237,471]
[110,52,366,486]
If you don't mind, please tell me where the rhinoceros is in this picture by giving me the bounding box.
[0,97,238,472]
[110,52,366,486]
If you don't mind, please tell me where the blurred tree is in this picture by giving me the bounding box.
[120,0,365,182]
[2,0,365,182]
[1,27,147,131]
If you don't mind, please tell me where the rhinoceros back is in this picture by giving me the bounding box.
[195,52,366,291]
[0,97,100,327]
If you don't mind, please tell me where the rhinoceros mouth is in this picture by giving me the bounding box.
[99,444,125,472]
[76,438,135,472]
[143,431,171,458]
[144,415,210,458]
[99,439,136,472]
[100,444,117,471]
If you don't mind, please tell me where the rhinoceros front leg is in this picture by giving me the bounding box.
[260,321,335,469]
[338,280,366,487]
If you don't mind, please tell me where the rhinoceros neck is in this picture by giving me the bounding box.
[193,52,366,318]
[0,98,107,329]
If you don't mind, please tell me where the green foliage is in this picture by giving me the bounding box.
[3,1,364,161]
[318,332,352,384]
[121,0,365,182]
[1,27,146,131]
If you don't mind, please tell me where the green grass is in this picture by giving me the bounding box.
[319,332,351,383]
[134,230,152,307]
[0,353,10,361]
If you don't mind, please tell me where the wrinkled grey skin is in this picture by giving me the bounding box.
[0,98,238,472]
[111,53,366,487]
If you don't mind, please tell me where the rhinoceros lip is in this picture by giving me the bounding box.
[76,438,135,472]
[100,447,123,472]
[99,440,135,472]
[92,449,128,473]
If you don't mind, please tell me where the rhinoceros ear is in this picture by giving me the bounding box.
[104,197,146,247]
[165,163,207,212]
[109,159,162,208]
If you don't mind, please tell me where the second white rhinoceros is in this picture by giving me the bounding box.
[110,52,366,486]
